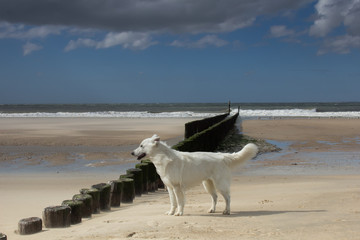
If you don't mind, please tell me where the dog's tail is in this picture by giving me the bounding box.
[229,143,258,167]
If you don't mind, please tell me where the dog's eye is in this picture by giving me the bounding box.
[140,145,143,148]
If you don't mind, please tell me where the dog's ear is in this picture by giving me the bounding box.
[152,134,160,144]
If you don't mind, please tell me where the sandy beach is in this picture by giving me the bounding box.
[1,117,360,239]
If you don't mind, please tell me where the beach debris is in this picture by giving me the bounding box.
[43,206,71,228]
[126,232,137,238]
[18,217,42,235]
[258,199,274,205]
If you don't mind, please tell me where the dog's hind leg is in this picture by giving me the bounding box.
[203,180,218,213]
[214,178,231,215]
[166,186,177,215]
[173,185,185,216]
[220,190,231,215]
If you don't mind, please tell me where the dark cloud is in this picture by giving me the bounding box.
[309,0,360,54]
[3,0,360,54]
[0,0,313,33]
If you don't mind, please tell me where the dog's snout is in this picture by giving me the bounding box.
[131,151,135,156]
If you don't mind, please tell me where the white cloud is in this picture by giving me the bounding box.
[317,34,360,55]
[309,0,360,37]
[23,42,43,55]
[64,38,97,51]
[170,35,228,48]
[65,31,157,51]
[0,21,63,39]
[269,25,295,38]
[308,0,360,54]
[96,32,157,50]
[25,25,63,39]
[344,0,360,35]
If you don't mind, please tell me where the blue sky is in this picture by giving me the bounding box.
[0,0,359,104]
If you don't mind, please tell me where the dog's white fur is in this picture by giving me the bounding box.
[132,134,258,216]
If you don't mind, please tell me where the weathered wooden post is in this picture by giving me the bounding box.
[119,178,135,203]
[72,194,92,218]
[108,180,123,207]
[0,233,7,240]
[80,188,101,214]
[156,171,165,189]
[62,200,83,224]
[120,173,134,179]
[136,162,149,194]
[18,217,42,235]
[91,183,111,211]
[141,160,157,191]
[43,206,71,228]
[126,168,143,196]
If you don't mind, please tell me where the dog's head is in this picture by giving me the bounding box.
[131,134,161,160]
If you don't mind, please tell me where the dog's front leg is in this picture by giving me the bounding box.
[173,185,185,216]
[166,186,176,215]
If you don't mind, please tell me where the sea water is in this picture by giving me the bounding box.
[0,102,360,118]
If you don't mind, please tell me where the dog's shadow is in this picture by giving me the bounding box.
[197,209,326,218]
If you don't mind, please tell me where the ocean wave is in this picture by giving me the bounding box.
[0,108,359,118]
[0,111,218,118]
[235,108,360,118]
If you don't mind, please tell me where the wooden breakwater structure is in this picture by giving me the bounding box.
[14,107,239,236]
[16,160,163,235]
[184,113,229,139]
[173,112,239,152]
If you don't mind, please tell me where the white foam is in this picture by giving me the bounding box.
[234,108,360,118]
[0,111,218,118]
[1,108,359,118]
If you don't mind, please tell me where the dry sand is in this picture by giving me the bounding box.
[1,118,360,240]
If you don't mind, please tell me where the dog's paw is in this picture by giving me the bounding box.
[174,211,183,216]
[222,209,230,215]
[208,208,216,213]
[165,209,175,215]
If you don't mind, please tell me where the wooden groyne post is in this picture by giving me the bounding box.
[118,178,135,203]
[0,233,6,240]
[108,180,123,207]
[72,194,93,218]
[80,188,101,214]
[42,206,71,228]
[91,183,111,211]
[126,168,143,197]
[18,217,42,235]
[61,200,83,224]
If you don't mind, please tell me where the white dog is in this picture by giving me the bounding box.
[132,134,258,216]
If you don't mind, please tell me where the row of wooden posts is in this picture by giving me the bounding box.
[15,160,164,236]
